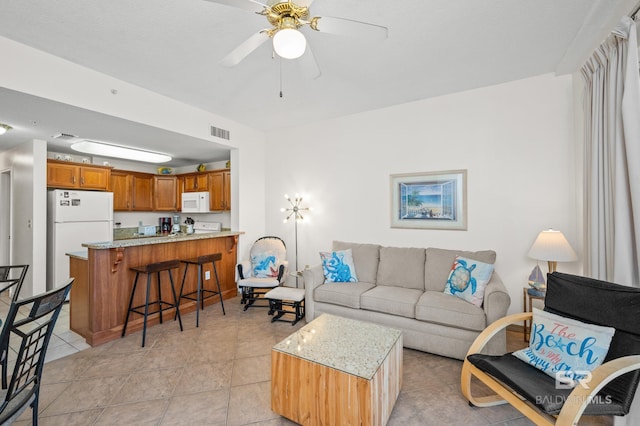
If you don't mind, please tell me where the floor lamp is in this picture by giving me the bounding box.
[281,193,310,288]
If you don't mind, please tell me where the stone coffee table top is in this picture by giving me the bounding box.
[273,313,402,380]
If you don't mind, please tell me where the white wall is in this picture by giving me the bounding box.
[0,140,48,297]
[1,36,267,270]
[265,73,580,314]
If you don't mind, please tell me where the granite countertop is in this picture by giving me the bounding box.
[83,231,243,249]
[66,250,89,260]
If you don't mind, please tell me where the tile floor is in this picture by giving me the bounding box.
[0,293,90,365]
[6,296,614,426]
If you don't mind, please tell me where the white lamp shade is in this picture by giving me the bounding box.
[528,229,577,262]
[273,28,306,59]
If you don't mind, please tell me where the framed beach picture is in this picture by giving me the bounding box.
[390,169,467,230]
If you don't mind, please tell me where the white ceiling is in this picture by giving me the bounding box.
[0,0,636,165]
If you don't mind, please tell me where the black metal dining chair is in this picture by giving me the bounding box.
[0,279,73,425]
[0,264,28,303]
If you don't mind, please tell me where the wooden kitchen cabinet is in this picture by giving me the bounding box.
[110,171,131,211]
[47,160,111,191]
[110,170,154,211]
[153,175,178,211]
[131,173,154,211]
[183,173,209,192]
[209,169,230,211]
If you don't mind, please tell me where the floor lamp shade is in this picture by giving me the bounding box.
[528,229,577,273]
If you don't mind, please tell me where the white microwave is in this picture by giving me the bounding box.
[181,192,210,213]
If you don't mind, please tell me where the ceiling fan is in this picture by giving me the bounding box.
[205,0,388,78]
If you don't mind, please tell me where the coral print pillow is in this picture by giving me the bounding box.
[320,249,358,283]
[444,256,494,307]
[251,253,278,278]
[512,308,615,386]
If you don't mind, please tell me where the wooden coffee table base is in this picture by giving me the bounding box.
[271,335,403,425]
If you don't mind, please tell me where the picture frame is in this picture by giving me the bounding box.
[390,169,467,230]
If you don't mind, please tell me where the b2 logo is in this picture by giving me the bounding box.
[555,371,592,389]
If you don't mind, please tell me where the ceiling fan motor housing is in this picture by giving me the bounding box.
[265,1,309,30]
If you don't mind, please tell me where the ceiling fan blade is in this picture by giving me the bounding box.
[220,31,270,67]
[299,42,321,80]
[295,0,315,8]
[203,0,267,14]
[312,16,388,41]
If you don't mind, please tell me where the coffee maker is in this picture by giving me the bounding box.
[172,215,181,233]
[159,217,172,233]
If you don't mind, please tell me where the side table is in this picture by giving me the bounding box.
[289,270,305,288]
[522,287,545,342]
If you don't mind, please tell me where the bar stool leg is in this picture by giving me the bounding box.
[142,272,152,347]
[196,264,202,327]
[157,271,164,324]
[122,272,140,337]
[176,263,189,321]
[168,269,183,331]
[212,259,225,315]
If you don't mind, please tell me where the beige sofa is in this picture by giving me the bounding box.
[302,241,511,360]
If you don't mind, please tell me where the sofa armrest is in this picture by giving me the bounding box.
[482,272,511,326]
[302,264,325,322]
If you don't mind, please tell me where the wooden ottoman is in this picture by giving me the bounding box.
[271,314,403,425]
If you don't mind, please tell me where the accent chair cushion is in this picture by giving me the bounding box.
[512,308,615,385]
[320,249,358,283]
[237,277,279,288]
[360,286,423,319]
[425,248,496,292]
[376,247,425,290]
[444,255,495,307]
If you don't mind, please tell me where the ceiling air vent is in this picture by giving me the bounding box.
[52,133,78,141]
[210,126,230,140]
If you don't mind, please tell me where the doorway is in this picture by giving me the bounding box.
[0,169,11,265]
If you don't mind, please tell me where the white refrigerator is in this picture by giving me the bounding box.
[47,189,113,290]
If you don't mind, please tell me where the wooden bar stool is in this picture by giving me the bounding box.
[122,259,183,347]
[178,253,225,327]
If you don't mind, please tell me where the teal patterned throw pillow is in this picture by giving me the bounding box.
[444,255,494,307]
[251,253,278,278]
[320,249,358,283]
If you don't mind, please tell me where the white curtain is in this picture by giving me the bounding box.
[581,16,640,426]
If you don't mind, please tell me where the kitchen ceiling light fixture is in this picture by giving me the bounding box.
[70,140,171,163]
[0,124,13,135]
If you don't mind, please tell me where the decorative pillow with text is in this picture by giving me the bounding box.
[512,308,615,386]
[320,249,358,283]
[443,256,494,307]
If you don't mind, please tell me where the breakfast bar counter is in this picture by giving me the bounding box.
[69,231,242,346]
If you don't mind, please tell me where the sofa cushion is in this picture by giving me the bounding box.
[314,282,375,309]
[376,247,426,290]
[333,241,380,284]
[425,248,496,292]
[360,286,423,319]
[416,291,487,331]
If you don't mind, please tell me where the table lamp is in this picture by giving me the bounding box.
[528,229,577,273]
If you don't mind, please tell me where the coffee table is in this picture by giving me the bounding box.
[271,314,403,425]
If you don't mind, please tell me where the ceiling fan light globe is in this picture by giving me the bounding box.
[273,28,306,59]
